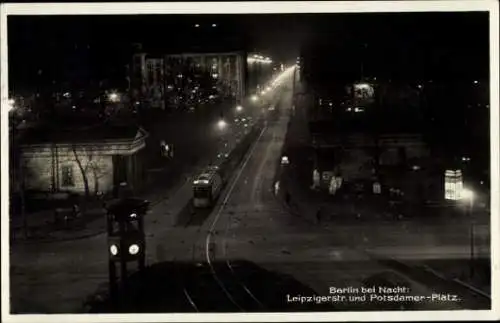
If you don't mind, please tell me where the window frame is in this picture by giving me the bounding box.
[60,164,75,188]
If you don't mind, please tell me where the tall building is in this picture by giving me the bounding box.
[130,53,165,109]
[164,52,246,101]
[130,48,247,111]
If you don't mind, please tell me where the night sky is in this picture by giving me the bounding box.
[7,11,490,92]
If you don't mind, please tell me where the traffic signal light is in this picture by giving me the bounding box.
[108,231,145,262]
[106,197,149,297]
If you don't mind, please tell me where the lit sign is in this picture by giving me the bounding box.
[444,169,463,200]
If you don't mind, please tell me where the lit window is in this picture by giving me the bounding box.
[61,165,74,187]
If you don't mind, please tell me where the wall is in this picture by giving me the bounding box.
[164,52,246,100]
[22,148,114,195]
[337,148,373,181]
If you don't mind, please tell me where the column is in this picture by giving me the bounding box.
[126,154,134,192]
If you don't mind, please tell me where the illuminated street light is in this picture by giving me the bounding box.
[217,119,227,130]
[108,92,120,103]
[212,23,217,27]
[236,105,243,112]
[7,98,15,111]
[194,24,200,27]
[251,95,259,102]
[473,80,479,84]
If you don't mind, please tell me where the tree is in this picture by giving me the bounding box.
[71,144,109,210]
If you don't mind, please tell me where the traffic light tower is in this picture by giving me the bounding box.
[106,197,149,300]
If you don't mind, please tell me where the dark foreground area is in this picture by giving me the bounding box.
[82,259,491,313]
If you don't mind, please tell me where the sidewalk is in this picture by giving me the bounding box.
[279,95,492,296]
[9,200,108,243]
[9,99,239,243]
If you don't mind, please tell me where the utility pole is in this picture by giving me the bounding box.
[360,43,368,81]
[292,66,297,102]
[20,160,27,239]
[13,121,28,239]
[467,197,475,279]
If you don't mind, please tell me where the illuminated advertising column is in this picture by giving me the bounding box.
[444,169,463,200]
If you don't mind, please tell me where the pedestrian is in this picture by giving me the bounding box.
[316,207,322,224]
[72,203,81,219]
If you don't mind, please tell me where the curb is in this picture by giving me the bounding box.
[276,175,492,305]
[421,265,490,299]
[452,277,491,299]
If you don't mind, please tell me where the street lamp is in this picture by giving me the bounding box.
[108,92,120,103]
[217,119,227,130]
[461,187,475,279]
[251,95,259,102]
[235,105,243,112]
[7,98,16,112]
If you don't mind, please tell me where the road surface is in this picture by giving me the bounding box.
[181,76,490,311]
[8,86,280,314]
[9,74,490,313]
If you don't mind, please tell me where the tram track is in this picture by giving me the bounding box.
[275,89,492,309]
[177,117,270,312]
[186,91,293,312]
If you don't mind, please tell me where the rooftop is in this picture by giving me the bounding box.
[310,115,424,136]
[19,123,148,146]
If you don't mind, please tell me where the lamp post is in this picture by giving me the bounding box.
[108,92,120,103]
[217,118,227,131]
[461,188,475,279]
[8,98,28,239]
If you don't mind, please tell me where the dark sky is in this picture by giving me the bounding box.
[7,12,490,92]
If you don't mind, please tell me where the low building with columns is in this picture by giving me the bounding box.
[18,124,148,197]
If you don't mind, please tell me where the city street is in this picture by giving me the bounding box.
[8,85,279,314]
[5,7,495,320]
[9,71,491,314]
[181,76,491,311]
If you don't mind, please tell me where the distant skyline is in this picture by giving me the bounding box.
[7,11,489,92]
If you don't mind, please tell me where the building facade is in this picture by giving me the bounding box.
[164,52,246,100]
[19,126,148,197]
[130,53,165,109]
[130,50,246,111]
[310,129,435,201]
